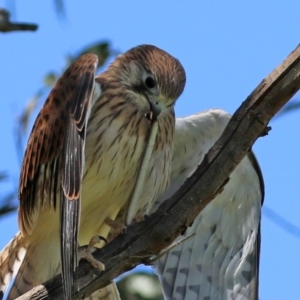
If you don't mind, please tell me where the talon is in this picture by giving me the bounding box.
[133,214,146,223]
[88,235,107,249]
[105,217,126,231]
[78,235,105,271]
[105,217,127,241]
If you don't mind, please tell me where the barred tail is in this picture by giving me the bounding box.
[6,234,60,300]
[0,232,26,297]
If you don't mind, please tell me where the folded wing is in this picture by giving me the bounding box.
[18,53,100,300]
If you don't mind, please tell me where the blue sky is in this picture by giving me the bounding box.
[1,1,300,299]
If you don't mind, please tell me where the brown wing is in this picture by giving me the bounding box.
[18,53,99,299]
[19,53,98,235]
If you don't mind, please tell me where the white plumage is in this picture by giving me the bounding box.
[153,109,263,300]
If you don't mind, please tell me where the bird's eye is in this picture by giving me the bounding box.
[145,76,156,89]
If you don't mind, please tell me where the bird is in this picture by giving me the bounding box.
[153,109,263,300]
[0,44,186,300]
[88,109,263,300]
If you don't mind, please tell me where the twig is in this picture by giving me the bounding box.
[0,9,37,33]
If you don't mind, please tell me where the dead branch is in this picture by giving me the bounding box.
[0,9,37,33]
[17,43,300,300]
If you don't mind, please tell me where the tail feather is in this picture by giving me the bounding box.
[7,247,37,300]
[6,235,60,300]
[0,232,26,296]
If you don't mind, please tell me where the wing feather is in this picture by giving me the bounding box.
[19,54,99,234]
[59,56,99,299]
[153,109,264,300]
[18,53,99,299]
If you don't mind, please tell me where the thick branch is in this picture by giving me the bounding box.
[17,43,300,300]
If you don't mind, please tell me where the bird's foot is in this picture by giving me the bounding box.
[133,213,148,223]
[128,213,151,225]
[78,236,106,271]
[105,217,127,241]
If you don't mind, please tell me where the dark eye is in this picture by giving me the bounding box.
[145,76,156,89]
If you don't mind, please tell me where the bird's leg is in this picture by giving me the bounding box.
[105,213,149,242]
[105,217,127,242]
[133,213,149,223]
[78,236,106,271]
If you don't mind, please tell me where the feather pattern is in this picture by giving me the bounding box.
[0,45,186,300]
[17,53,99,299]
[0,233,26,297]
[153,109,264,300]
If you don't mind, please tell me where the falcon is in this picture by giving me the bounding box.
[90,109,263,300]
[0,45,186,299]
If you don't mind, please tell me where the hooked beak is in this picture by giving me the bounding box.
[148,99,162,120]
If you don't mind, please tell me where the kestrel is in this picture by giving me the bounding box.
[91,109,263,300]
[0,45,186,299]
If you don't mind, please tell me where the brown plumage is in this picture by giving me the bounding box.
[0,44,186,299]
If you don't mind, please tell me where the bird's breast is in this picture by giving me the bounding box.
[79,98,174,244]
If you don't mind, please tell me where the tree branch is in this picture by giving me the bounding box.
[17,43,300,300]
[0,9,37,33]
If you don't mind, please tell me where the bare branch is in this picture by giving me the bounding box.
[16,43,300,300]
[0,9,37,33]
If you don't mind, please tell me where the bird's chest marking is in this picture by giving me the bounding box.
[83,110,173,217]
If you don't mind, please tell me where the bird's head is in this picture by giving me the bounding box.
[106,44,186,118]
